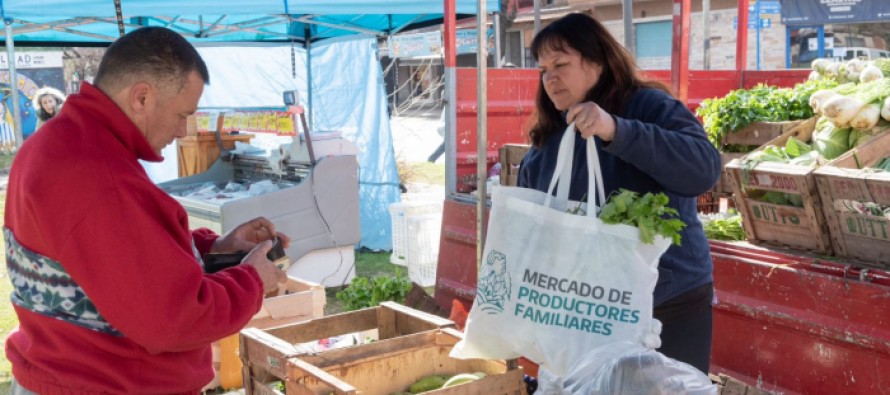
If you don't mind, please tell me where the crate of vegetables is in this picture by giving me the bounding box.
[697,82,834,194]
[239,301,455,395]
[814,131,890,267]
[284,328,526,395]
[725,117,834,253]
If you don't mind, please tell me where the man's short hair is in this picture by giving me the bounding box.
[94,27,209,95]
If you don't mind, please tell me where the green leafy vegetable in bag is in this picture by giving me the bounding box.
[702,214,746,241]
[599,189,687,246]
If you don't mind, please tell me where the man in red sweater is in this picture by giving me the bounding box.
[5,27,287,394]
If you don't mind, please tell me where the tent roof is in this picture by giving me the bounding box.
[0,0,499,44]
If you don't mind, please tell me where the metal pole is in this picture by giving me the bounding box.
[493,12,501,66]
[476,7,488,269]
[756,0,761,70]
[444,0,457,197]
[304,27,313,129]
[5,20,24,150]
[670,0,690,103]
[622,0,634,53]
[533,0,541,35]
[736,0,749,71]
[703,0,711,70]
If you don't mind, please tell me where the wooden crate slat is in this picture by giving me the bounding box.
[380,300,456,335]
[264,307,378,343]
[723,120,805,147]
[288,357,359,394]
[299,331,436,369]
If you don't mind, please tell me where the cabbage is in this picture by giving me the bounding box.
[785,136,812,158]
[848,130,874,148]
[882,96,890,122]
[812,117,852,160]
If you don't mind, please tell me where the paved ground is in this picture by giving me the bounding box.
[389,105,448,199]
[389,105,444,164]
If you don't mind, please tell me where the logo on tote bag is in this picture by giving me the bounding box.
[476,250,511,313]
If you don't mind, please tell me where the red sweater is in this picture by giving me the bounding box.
[4,83,264,394]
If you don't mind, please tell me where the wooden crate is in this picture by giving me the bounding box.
[286,328,526,395]
[814,131,890,267]
[714,121,804,195]
[250,276,326,328]
[722,120,805,147]
[715,152,745,194]
[209,276,326,390]
[176,133,254,177]
[724,117,835,254]
[240,302,455,395]
[711,374,776,395]
[499,144,530,186]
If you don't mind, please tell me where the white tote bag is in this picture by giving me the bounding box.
[450,124,672,377]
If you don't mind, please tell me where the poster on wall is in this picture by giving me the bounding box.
[0,51,66,147]
[780,0,890,25]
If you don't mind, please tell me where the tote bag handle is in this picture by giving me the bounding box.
[544,123,606,218]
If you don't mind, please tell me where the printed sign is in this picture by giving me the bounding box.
[388,31,441,58]
[0,51,64,70]
[781,0,890,25]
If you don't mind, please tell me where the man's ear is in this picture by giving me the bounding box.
[129,81,152,114]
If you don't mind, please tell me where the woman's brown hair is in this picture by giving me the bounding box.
[528,12,670,147]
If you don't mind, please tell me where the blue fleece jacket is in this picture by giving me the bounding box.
[518,88,721,305]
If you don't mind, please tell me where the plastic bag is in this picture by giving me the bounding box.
[537,341,718,395]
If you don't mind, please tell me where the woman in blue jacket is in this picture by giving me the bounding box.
[518,12,721,373]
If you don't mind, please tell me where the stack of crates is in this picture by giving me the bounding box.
[388,201,443,268]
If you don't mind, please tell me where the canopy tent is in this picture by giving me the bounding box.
[1,0,500,251]
[0,0,497,44]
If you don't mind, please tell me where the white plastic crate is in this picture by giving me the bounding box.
[405,213,442,287]
[389,201,443,266]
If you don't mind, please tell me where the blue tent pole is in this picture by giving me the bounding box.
[305,26,313,130]
[5,19,23,150]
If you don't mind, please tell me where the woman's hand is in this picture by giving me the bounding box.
[211,216,291,254]
[566,102,616,141]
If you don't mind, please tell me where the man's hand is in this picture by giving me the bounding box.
[243,240,287,294]
[212,216,291,254]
